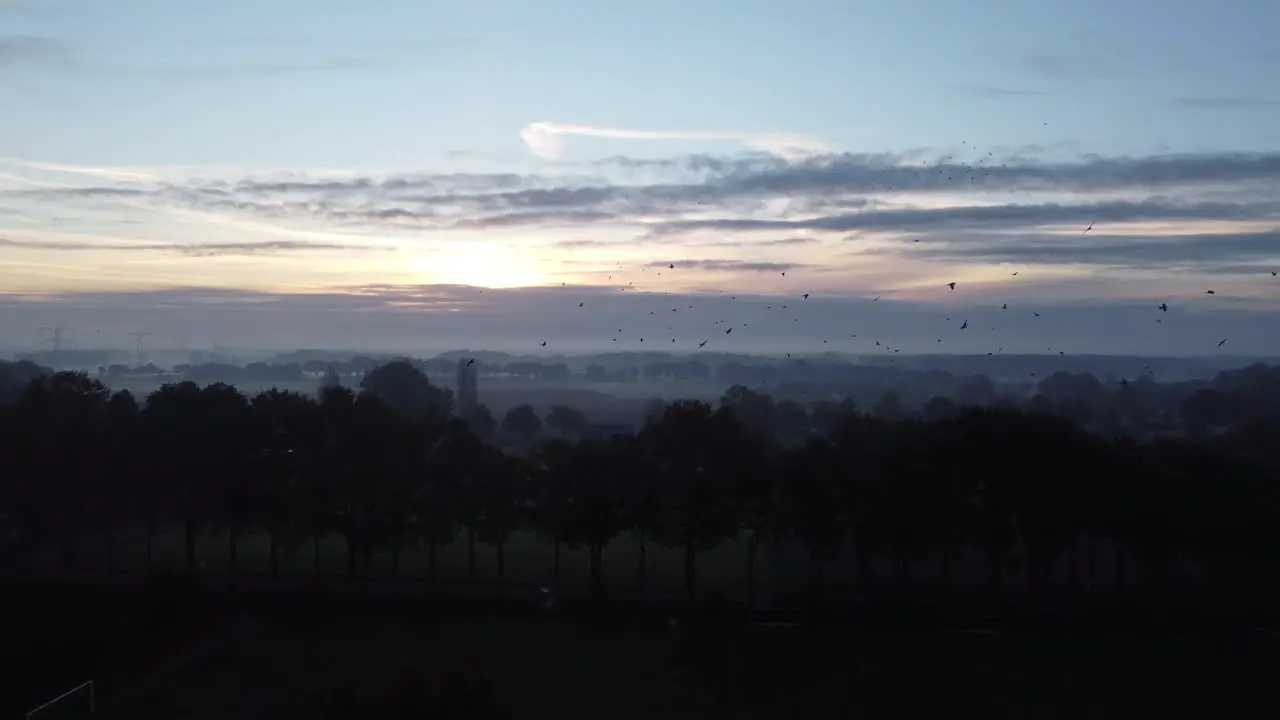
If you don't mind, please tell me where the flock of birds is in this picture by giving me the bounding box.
[489,145,1277,370]
[528,229,1274,368]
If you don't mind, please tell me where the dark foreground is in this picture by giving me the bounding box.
[6,580,1279,720]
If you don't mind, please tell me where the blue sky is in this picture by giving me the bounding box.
[1,0,1279,356]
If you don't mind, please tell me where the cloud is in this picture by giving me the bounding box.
[1171,97,1280,109]
[6,148,1280,285]
[900,229,1280,266]
[654,200,1280,235]
[149,56,385,80]
[0,35,61,66]
[0,237,389,256]
[519,122,830,161]
[1017,49,1114,81]
[956,84,1050,98]
[13,150,1280,233]
[643,259,807,273]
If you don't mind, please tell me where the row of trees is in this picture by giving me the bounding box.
[2,361,1278,612]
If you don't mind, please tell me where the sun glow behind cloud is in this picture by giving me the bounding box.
[1,146,1280,312]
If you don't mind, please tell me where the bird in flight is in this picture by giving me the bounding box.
[947,282,956,290]
[1082,222,1094,234]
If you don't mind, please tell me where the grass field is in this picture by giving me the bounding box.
[95,605,1280,719]
[10,535,1279,719]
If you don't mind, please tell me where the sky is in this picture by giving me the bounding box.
[2,0,1279,357]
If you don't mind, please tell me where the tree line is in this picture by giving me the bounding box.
[2,359,1278,615]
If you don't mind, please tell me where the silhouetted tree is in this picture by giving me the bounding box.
[544,405,587,438]
[501,404,542,442]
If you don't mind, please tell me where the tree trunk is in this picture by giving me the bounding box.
[941,548,953,600]
[1114,543,1124,594]
[553,538,561,582]
[58,534,73,575]
[103,526,115,575]
[1068,540,1080,593]
[183,518,196,574]
[496,540,506,581]
[145,517,154,571]
[590,543,603,599]
[345,532,357,579]
[683,543,697,602]
[428,540,437,582]
[390,535,401,580]
[988,545,1003,610]
[1086,536,1098,584]
[854,529,874,598]
[892,544,909,597]
[227,525,238,577]
[745,534,759,609]
[638,531,648,595]
[313,534,322,575]
[467,525,476,580]
[269,531,279,582]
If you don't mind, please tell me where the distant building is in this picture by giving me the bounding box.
[456,358,479,418]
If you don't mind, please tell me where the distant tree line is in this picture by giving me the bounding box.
[3,357,1279,617]
[75,353,1280,438]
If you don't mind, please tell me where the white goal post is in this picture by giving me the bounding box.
[26,680,95,718]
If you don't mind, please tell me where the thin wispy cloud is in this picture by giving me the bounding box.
[0,237,388,256]
[0,35,61,66]
[956,84,1050,98]
[1172,96,1280,109]
[519,122,831,161]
